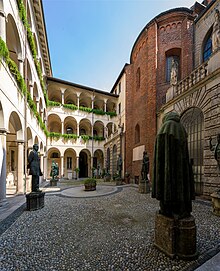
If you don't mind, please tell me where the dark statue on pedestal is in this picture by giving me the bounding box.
[50,160,59,180]
[141,151,149,181]
[152,112,197,259]
[117,154,123,179]
[26,144,45,211]
[209,134,220,170]
[28,144,42,192]
[152,112,195,219]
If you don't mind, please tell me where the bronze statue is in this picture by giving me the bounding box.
[28,144,42,192]
[141,151,149,181]
[152,112,195,219]
[117,154,123,178]
[209,134,220,170]
[50,160,59,180]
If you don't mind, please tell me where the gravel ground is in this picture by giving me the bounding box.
[0,186,220,271]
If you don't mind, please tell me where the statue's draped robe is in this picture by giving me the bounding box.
[152,113,195,218]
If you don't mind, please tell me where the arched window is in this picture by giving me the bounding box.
[135,124,140,144]
[93,129,98,136]
[181,107,204,195]
[165,48,181,83]
[136,67,140,91]
[203,31,212,62]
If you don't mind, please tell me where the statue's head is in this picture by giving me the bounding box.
[163,112,180,123]
[33,144,39,152]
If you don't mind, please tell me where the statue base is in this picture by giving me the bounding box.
[50,179,58,186]
[154,212,197,260]
[116,178,123,185]
[211,192,220,216]
[139,180,150,194]
[26,191,45,211]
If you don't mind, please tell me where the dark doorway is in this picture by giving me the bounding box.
[79,151,88,178]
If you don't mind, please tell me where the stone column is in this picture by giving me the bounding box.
[77,122,80,137]
[17,141,24,194]
[60,156,64,178]
[104,99,107,112]
[0,130,7,206]
[43,155,47,180]
[0,9,6,42]
[77,95,80,109]
[76,156,79,179]
[61,92,64,105]
[61,121,64,134]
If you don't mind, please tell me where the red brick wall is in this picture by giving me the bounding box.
[125,10,194,182]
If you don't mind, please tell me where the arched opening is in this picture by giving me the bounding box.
[64,116,77,135]
[6,111,23,193]
[165,48,181,83]
[93,121,104,138]
[135,123,140,144]
[47,114,62,133]
[64,89,77,105]
[181,107,204,195]
[6,14,22,71]
[47,84,62,103]
[79,119,92,136]
[79,150,90,178]
[93,149,104,177]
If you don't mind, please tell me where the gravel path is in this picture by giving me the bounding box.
[0,187,219,271]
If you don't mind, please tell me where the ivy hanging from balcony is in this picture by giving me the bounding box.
[16,0,49,106]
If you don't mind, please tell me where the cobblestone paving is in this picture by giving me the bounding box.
[0,187,220,271]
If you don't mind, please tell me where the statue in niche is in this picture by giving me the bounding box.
[209,134,220,170]
[141,151,149,181]
[170,59,178,86]
[212,9,220,52]
[152,112,195,219]
[28,144,42,192]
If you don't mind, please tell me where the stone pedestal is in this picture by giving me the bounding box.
[139,180,150,194]
[211,192,220,216]
[26,192,45,211]
[50,179,58,186]
[116,178,123,185]
[154,212,197,260]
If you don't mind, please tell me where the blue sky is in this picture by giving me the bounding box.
[42,0,198,92]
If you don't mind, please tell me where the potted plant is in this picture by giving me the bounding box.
[84,178,97,191]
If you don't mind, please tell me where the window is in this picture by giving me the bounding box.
[118,103,121,115]
[166,55,179,82]
[118,82,121,94]
[93,129,98,136]
[51,152,59,158]
[66,127,73,134]
[67,157,72,169]
[80,128,86,135]
[135,124,140,144]
[136,67,140,90]
[181,107,204,195]
[203,35,212,62]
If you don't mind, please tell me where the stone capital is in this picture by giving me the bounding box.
[17,140,25,144]
[0,10,6,18]
[0,128,8,135]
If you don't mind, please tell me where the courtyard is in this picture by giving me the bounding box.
[0,183,219,271]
